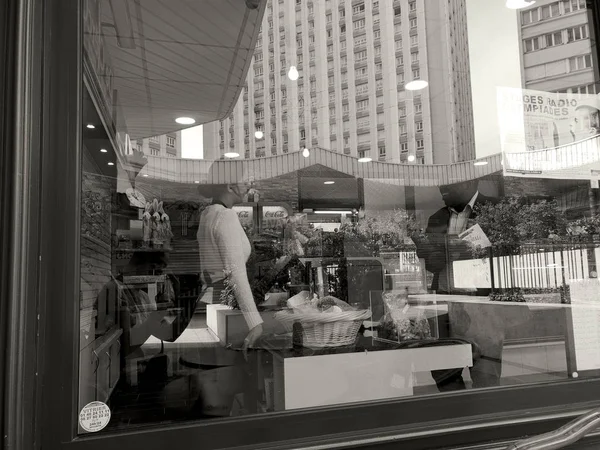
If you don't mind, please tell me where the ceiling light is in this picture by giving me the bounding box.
[407,155,415,162]
[100,148,108,153]
[505,0,536,9]
[302,148,310,158]
[224,152,240,158]
[86,124,95,129]
[108,162,115,166]
[255,130,264,139]
[406,80,429,91]
[288,66,299,81]
[175,117,196,125]
[194,181,200,184]
[474,161,489,166]
[358,157,372,163]
[324,181,335,185]
[142,174,148,177]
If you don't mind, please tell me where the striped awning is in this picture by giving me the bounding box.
[138,147,503,187]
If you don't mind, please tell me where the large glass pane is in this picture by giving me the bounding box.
[77,0,600,437]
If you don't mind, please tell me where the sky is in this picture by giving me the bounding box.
[181,125,204,159]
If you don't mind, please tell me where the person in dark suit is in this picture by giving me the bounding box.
[415,180,505,391]
[417,180,496,294]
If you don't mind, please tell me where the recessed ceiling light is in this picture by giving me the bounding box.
[194,180,200,184]
[358,157,372,163]
[406,80,429,91]
[142,174,148,177]
[255,130,264,139]
[302,148,310,158]
[288,66,299,81]
[86,124,95,129]
[224,152,240,158]
[407,155,416,162]
[324,181,335,185]
[505,0,535,9]
[474,161,489,166]
[175,117,196,125]
[100,148,107,153]
[108,162,115,166]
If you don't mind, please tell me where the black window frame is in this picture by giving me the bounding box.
[6,0,600,449]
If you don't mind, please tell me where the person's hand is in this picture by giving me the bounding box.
[242,323,264,361]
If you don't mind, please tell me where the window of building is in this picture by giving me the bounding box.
[415,103,422,114]
[269,63,274,73]
[395,39,402,50]
[341,55,347,66]
[356,83,369,95]
[399,123,407,134]
[308,3,313,13]
[377,95,384,106]
[340,24,346,34]
[409,1,416,11]
[374,29,381,39]
[394,6,401,16]
[401,142,409,151]
[356,99,369,111]
[376,63,382,74]
[328,44,334,54]
[358,149,366,158]
[394,23,402,33]
[268,19,273,28]
[376,78,383,90]
[396,55,404,66]
[416,121,423,131]
[329,92,336,102]
[270,92,276,101]
[342,72,348,82]
[379,146,386,157]
[327,29,333,38]
[282,88,287,99]
[563,0,586,13]
[399,105,406,116]
[411,52,419,62]
[357,117,369,128]
[343,120,350,131]
[353,3,365,14]
[256,110,264,119]
[255,81,264,90]
[416,139,424,149]
[269,33,274,43]
[256,38,262,47]
[373,0,379,8]
[328,75,335,86]
[374,14,380,24]
[355,50,367,61]
[357,133,370,144]
[355,67,368,79]
[300,129,306,139]
[569,54,592,71]
[544,31,563,47]
[344,136,350,145]
[377,112,384,124]
[353,19,365,30]
[340,8,345,17]
[413,68,420,79]
[567,25,588,42]
[410,34,418,46]
[341,40,347,49]
[524,36,540,52]
[343,103,350,113]
[410,18,417,28]
[309,21,314,29]
[310,50,315,60]
[310,34,315,43]
[327,13,332,22]
[342,88,348,98]
[310,80,316,91]
[375,46,381,56]
[254,67,263,76]
[150,147,160,156]
[166,136,175,148]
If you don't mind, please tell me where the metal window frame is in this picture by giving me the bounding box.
[6,0,600,450]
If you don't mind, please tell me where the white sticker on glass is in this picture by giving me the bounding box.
[79,401,111,432]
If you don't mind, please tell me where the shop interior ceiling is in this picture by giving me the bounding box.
[99,0,265,140]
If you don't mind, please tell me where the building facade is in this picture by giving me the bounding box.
[204,0,475,164]
[135,131,182,158]
[519,0,595,94]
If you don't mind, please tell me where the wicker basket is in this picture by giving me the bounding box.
[274,309,372,348]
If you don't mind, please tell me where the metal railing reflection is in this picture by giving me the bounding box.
[505,408,600,450]
[504,135,600,175]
